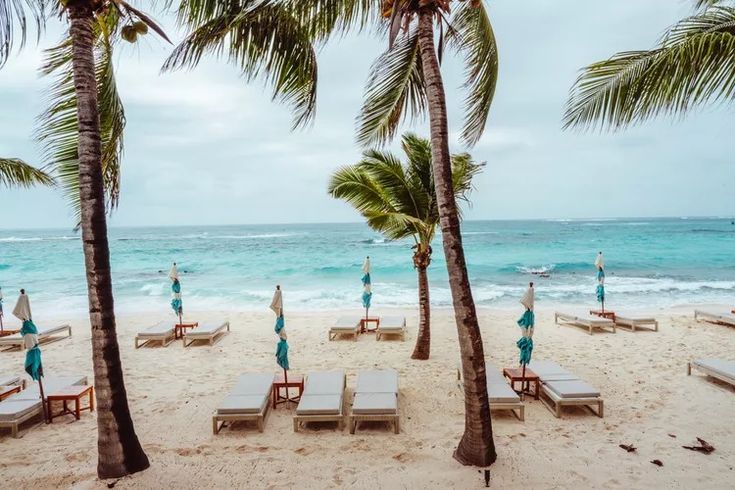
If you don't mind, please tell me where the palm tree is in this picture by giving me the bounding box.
[1,0,171,478]
[328,133,483,360]
[290,0,500,467]
[564,0,735,130]
[0,158,54,187]
[2,0,322,477]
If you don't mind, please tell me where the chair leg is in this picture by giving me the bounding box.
[349,418,356,434]
[598,401,604,418]
[394,417,399,434]
[293,419,299,432]
[687,363,692,375]
[212,417,219,435]
[518,405,525,422]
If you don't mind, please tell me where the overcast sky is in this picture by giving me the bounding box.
[0,0,733,230]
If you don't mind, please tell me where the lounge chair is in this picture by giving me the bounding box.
[349,369,400,434]
[0,375,87,438]
[456,364,524,421]
[688,359,735,388]
[694,310,735,328]
[527,360,603,418]
[212,373,274,434]
[0,375,22,388]
[182,321,230,347]
[293,370,346,432]
[376,316,406,341]
[614,314,659,332]
[135,322,176,348]
[0,324,72,351]
[555,312,616,334]
[329,317,361,341]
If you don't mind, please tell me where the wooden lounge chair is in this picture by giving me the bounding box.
[694,310,735,328]
[349,369,400,434]
[293,370,346,432]
[0,375,22,388]
[182,321,230,347]
[0,375,87,438]
[376,316,406,341]
[457,364,524,421]
[527,360,604,418]
[614,314,659,332]
[0,324,72,351]
[135,322,176,348]
[687,359,735,388]
[329,317,361,341]
[212,373,274,434]
[555,312,616,335]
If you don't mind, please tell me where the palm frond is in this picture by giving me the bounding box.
[694,0,726,10]
[284,0,376,41]
[448,0,499,147]
[564,6,735,131]
[0,0,44,67]
[164,0,318,129]
[0,157,54,187]
[356,28,426,147]
[36,12,125,225]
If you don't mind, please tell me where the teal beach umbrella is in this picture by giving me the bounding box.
[169,263,183,323]
[270,286,290,379]
[516,283,535,370]
[361,256,372,320]
[13,290,48,421]
[595,252,606,313]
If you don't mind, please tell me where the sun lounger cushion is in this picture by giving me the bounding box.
[231,373,274,396]
[352,392,397,414]
[0,375,20,387]
[304,371,344,395]
[0,399,42,422]
[487,383,521,404]
[296,394,342,415]
[138,323,174,336]
[692,359,735,380]
[544,379,600,399]
[379,317,405,330]
[616,315,656,323]
[186,322,226,336]
[356,370,398,394]
[216,394,269,415]
[13,375,88,400]
[332,317,360,330]
[526,361,575,381]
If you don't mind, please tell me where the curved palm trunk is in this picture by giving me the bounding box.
[68,3,150,479]
[411,246,431,360]
[417,9,496,467]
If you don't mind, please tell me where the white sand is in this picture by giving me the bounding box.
[1,307,733,489]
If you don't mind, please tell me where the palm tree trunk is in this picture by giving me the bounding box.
[411,261,431,360]
[68,3,150,479]
[416,8,496,467]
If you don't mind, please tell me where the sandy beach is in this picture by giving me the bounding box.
[1,306,733,489]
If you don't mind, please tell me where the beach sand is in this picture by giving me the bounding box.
[1,307,733,489]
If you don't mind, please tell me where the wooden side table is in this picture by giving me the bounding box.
[360,317,380,333]
[503,367,540,400]
[272,373,304,408]
[46,385,95,422]
[590,310,616,322]
[175,322,199,339]
[0,385,21,401]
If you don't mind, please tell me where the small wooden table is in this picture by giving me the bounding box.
[0,385,21,401]
[175,322,199,339]
[272,373,304,408]
[590,310,616,322]
[503,367,540,400]
[360,317,380,333]
[0,328,20,338]
[46,385,95,422]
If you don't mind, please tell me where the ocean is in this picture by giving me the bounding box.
[0,218,733,316]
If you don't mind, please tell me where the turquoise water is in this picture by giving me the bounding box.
[0,218,734,316]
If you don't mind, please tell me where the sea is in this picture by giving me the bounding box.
[0,218,734,317]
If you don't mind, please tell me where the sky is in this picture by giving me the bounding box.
[0,0,733,230]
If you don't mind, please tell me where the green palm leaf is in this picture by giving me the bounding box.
[0,157,54,187]
[0,0,45,67]
[564,6,735,131]
[35,12,125,225]
[356,28,426,147]
[449,0,499,147]
[163,0,319,129]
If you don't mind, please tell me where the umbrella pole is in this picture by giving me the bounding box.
[521,363,527,396]
[39,376,49,423]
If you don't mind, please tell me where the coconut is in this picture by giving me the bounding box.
[121,25,138,43]
[133,21,148,35]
